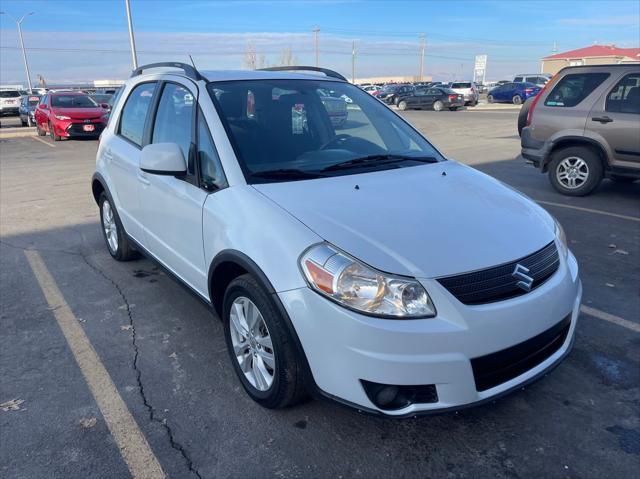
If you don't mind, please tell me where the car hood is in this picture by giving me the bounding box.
[52,107,105,119]
[253,161,555,278]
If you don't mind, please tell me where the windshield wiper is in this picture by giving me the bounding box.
[322,154,438,172]
[250,168,327,181]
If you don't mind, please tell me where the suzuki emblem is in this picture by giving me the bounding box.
[512,264,534,292]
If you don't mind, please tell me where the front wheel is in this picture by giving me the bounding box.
[49,122,61,141]
[99,193,139,261]
[433,100,444,111]
[223,274,306,409]
[398,100,408,111]
[548,146,603,196]
[512,95,522,105]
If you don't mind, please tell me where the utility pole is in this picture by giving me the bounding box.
[312,26,320,67]
[125,0,138,69]
[1,11,34,92]
[351,40,356,83]
[419,33,426,82]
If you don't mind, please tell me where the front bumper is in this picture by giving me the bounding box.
[279,248,581,416]
[53,119,105,138]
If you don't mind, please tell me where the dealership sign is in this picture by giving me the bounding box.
[473,55,487,83]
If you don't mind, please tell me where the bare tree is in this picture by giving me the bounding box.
[277,47,297,66]
[244,41,257,70]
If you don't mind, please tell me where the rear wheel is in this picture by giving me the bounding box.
[487,94,494,104]
[433,100,444,111]
[398,100,408,111]
[99,193,139,261]
[21,119,27,127]
[548,146,603,196]
[512,94,523,105]
[223,274,307,409]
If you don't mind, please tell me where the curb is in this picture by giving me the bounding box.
[0,127,37,139]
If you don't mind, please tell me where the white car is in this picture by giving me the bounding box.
[0,89,22,116]
[93,63,581,416]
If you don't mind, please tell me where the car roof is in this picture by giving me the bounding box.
[130,68,344,83]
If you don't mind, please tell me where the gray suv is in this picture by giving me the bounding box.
[521,65,639,196]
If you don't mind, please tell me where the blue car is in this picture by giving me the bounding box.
[487,82,541,105]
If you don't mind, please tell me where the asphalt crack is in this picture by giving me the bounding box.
[79,253,204,479]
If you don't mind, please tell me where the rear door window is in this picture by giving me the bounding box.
[514,76,523,83]
[119,82,156,147]
[544,73,609,107]
[606,73,640,114]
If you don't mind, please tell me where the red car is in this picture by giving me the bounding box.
[34,92,108,141]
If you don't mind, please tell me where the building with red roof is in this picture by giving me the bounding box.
[541,45,640,75]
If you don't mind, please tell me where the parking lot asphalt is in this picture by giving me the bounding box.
[1,110,638,479]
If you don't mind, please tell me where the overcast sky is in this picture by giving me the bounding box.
[1,0,638,84]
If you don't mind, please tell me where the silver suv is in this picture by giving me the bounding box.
[521,65,640,196]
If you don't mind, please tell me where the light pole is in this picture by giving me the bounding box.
[312,26,320,67]
[1,11,34,92]
[125,0,138,69]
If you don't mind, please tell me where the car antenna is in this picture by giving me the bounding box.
[188,55,197,70]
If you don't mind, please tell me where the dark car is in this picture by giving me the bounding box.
[19,94,41,126]
[376,84,415,104]
[488,82,541,105]
[397,88,465,111]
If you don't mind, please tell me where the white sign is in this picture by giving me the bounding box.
[474,55,487,83]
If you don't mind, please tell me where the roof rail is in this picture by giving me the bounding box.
[257,66,347,82]
[131,62,203,81]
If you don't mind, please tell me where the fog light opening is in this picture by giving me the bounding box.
[361,380,438,411]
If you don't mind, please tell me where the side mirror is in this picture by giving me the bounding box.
[140,143,187,176]
[100,103,109,109]
[38,104,47,110]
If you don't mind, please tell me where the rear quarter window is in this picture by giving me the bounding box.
[544,72,609,107]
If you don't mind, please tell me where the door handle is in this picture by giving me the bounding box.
[592,116,613,124]
[137,171,150,185]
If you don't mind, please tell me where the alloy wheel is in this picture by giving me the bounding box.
[556,156,589,189]
[229,296,275,391]
[102,200,119,252]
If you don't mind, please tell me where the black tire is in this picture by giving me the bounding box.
[223,274,307,409]
[487,94,494,104]
[98,192,139,261]
[449,106,459,111]
[518,97,534,137]
[36,121,46,136]
[512,94,522,105]
[49,122,61,141]
[610,175,637,183]
[27,117,34,127]
[548,146,603,196]
[398,100,408,111]
[433,100,444,111]
[21,120,27,127]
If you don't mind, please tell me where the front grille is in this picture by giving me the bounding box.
[470,314,571,391]
[67,122,105,136]
[437,241,559,305]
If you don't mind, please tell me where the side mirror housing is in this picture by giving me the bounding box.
[38,104,47,110]
[100,103,109,109]
[140,143,187,176]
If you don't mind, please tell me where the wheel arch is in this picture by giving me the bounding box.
[91,172,108,205]
[548,137,608,172]
[208,249,317,391]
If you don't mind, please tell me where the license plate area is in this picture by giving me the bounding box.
[83,124,95,132]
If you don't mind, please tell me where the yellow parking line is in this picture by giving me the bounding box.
[580,305,640,333]
[536,200,640,223]
[24,250,165,479]
[31,136,55,148]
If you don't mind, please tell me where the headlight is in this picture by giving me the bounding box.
[300,243,436,318]
[54,115,71,120]
[554,218,568,259]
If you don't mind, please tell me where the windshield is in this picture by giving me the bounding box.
[450,82,472,89]
[90,94,112,104]
[0,91,21,98]
[51,95,98,108]
[208,79,443,183]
